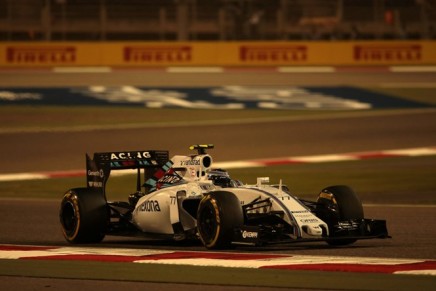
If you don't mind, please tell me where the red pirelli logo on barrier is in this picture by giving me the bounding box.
[6,46,76,64]
[354,45,421,62]
[240,46,307,62]
[124,46,192,63]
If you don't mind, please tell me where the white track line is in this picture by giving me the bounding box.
[22,66,436,74]
[0,173,48,182]
[53,67,112,73]
[166,67,224,73]
[278,66,335,73]
[390,66,436,73]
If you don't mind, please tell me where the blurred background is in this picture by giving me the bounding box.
[1,0,435,42]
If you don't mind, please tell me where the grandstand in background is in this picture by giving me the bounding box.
[0,0,435,41]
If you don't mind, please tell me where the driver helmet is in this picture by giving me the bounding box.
[207,168,232,187]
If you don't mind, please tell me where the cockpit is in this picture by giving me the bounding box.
[207,168,242,188]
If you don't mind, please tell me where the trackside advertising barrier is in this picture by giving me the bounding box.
[0,41,435,67]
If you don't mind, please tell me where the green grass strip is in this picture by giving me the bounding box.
[0,259,434,291]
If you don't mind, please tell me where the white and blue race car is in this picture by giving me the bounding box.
[59,144,389,249]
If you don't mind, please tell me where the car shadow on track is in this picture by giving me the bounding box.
[95,238,385,254]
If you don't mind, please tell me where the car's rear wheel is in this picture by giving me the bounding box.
[197,191,243,249]
[317,185,364,246]
[60,188,108,243]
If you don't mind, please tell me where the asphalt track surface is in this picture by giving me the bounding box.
[1,70,436,290]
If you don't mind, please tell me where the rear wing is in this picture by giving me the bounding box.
[86,150,169,192]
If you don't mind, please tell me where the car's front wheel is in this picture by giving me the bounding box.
[197,191,243,249]
[316,185,364,246]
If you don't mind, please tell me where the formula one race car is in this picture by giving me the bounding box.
[59,144,389,249]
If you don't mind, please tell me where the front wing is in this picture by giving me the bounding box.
[232,219,390,246]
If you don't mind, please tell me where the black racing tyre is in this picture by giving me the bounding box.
[197,191,244,249]
[317,185,364,246]
[59,188,108,244]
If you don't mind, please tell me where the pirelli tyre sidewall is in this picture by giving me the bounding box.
[317,185,364,246]
[59,188,108,244]
[197,191,243,249]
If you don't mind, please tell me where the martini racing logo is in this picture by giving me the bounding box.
[6,46,76,64]
[239,45,307,63]
[124,46,192,63]
[354,44,421,62]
